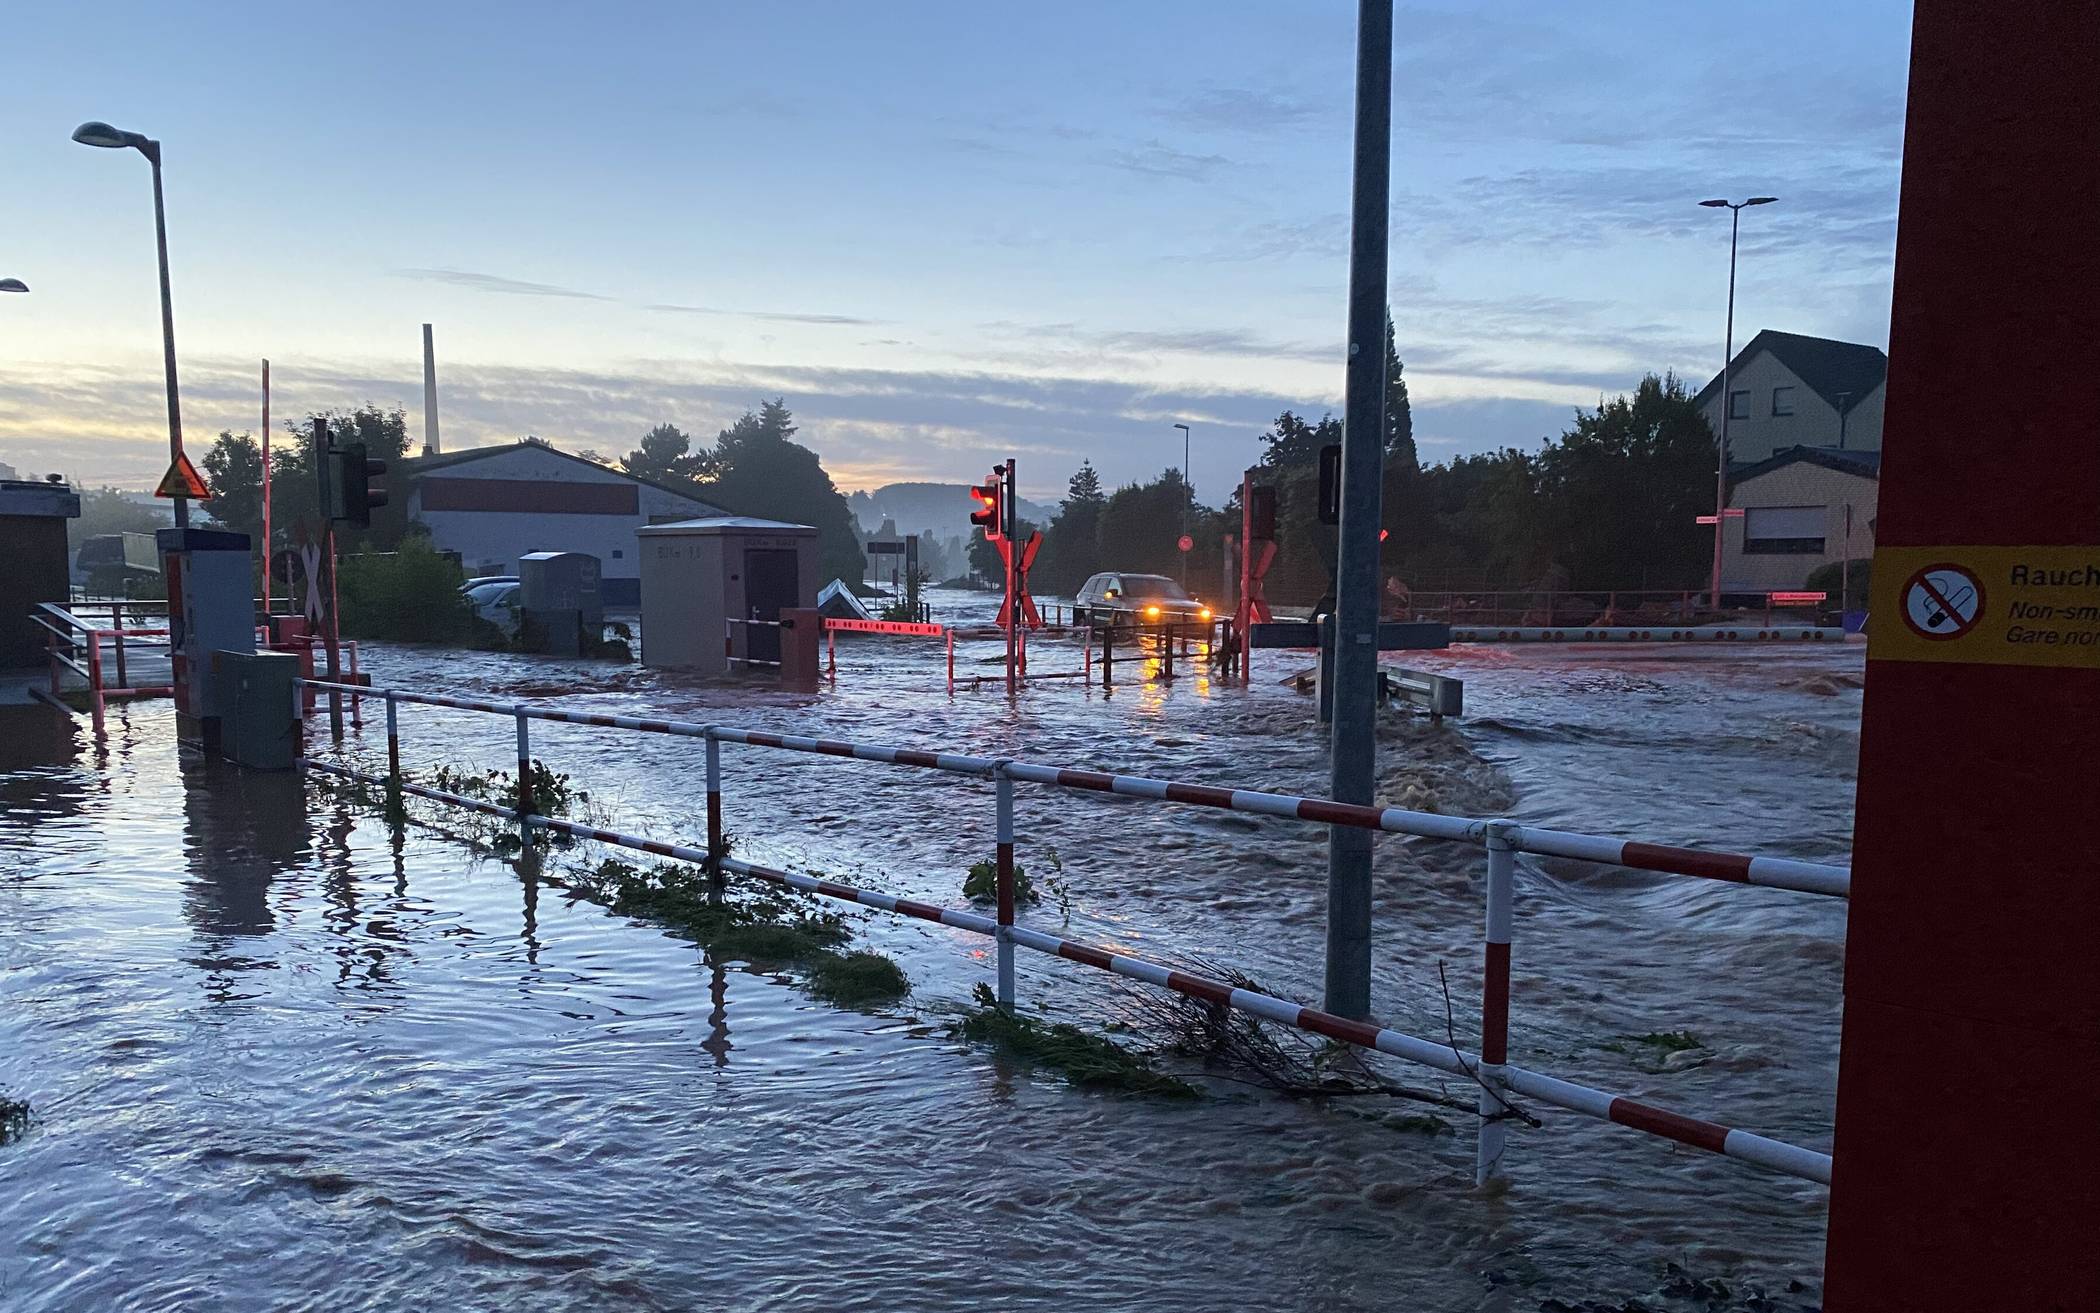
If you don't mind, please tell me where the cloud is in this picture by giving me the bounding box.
[1167,86,1328,134]
[1101,139,1232,181]
[391,268,612,300]
[646,303,880,326]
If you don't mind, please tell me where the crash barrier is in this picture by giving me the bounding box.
[1407,589,1833,630]
[296,675,1844,1189]
[1450,626,1841,644]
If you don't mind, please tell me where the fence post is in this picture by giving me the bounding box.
[994,762,1016,1011]
[47,624,60,696]
[112,607,128,688]
[347,642,362,728]
[1477,819,1517,1184]
[87,629,106,740]
[384,690,402,821]
[1102,624,1115,688]
[514,705,533,842]
[827,627,837,683]
[945,629,955,695]
[705,729,725,905]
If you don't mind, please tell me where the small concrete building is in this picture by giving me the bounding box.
[638,517,819,673]
[1721,447,1879,593]
[0,478,81,669]
[403,440,729,607]
[1695,329,1889,464]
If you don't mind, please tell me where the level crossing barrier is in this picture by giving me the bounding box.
[296,675,1846,1188]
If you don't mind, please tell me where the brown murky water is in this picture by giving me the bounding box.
[1,589,1856,1310]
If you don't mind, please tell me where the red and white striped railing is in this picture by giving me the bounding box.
[297,676,1843,1188]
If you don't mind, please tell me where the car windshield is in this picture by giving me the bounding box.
[464,582,511,604]
[1119,575,1189,600]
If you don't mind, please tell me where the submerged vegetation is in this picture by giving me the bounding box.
[0,1095,29,1146]
[563,859,909,1008]
[950,985,1198,1098]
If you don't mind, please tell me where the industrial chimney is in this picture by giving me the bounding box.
[421,323,441,457]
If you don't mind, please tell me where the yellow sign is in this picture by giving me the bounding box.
[1868,545,2100,669]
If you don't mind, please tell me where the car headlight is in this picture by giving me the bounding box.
[1143,604,1161,618]
[1199,607,1212,620]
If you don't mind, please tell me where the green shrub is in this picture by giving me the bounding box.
[337,537,473,642]
[805,951,910,1006]
[950,985,1197,1098]
[1803,558,1870,605]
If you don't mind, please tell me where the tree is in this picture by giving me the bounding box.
[1095,469,1198,580]
[1531,372,1712,588]
[700,399,866,586]
[622,423,712,485]
[201,431,265,542]
[1032,460,1109,594]
[1384,318,1417,473]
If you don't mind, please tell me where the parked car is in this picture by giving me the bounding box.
[1074,572,1213,627]
[462,578,522,631]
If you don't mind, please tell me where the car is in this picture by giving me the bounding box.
[1074,572,1214,628]
[462,579,522,631]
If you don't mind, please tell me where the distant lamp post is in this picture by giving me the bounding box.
[74,119,191,528]
[0,278,27,293]
[1699,195,1776,611]
[1173,421,1192,586]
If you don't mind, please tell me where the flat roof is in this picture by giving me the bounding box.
[637,515,818,536]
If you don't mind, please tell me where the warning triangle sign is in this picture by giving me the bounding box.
[153,451,213,500]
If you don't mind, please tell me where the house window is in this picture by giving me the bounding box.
[1743,505,1825,554]
[1771,386,1795,416]
[1728,390,1751,420]
[612,549,624,559]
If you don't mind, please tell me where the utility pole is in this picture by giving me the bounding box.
[1324,0,1393,1021]
[1174,422,1192,587]
[1699,195,1777,611]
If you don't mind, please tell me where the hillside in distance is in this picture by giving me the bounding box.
[848,481,1055,540]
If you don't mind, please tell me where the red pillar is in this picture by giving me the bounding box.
[1824,4,2100,1307]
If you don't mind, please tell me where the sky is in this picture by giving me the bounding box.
[0,2,1912,504]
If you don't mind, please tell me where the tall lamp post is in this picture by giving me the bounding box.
[74,120,190,529]
[1173,421,1192,586]
[1698,196,1776,610]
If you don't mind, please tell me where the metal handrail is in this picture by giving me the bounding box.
[294,675,1844,1190]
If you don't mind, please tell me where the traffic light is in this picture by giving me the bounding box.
[969,473,1004,541]
[326,442,389,527]
[1317,444,1342,526]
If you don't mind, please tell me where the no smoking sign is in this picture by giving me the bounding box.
[1901,563,1984,641]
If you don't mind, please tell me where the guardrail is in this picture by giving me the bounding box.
[295,676,1846,1188]
[33,602,175,736]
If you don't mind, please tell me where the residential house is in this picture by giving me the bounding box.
[1720,446,1878,595]
[1694,329,1888,464]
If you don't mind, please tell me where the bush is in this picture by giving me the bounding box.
[337,537,473,642]
[1804,558,1871,606]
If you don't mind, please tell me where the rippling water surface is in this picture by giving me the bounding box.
[1,589,1860,1310]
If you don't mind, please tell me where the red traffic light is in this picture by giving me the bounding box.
[969,477,1003,540]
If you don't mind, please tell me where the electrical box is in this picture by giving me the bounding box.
[213,649,299,770]
[637,517,819,673]
[158,527,256,750]
[519,551,602,629]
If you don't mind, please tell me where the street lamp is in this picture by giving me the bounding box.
[74,119,191,528]
[1698,195,1776,611]
[0,278,27,293]
[1173,421,1192,586]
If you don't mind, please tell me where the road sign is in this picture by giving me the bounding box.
[153,451,211,500]
[1900,563,1984,640]
[1177,533,1194,552]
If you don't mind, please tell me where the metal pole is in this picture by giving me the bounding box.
[1477,821,1516,1183]
[1841,502,1854,618]
[945,628,955,695]
[995,764,1016,1010]
[1324,0,1393,1021]
[146,144,189,531]
[347,641,362,727]
[514,705,533,842]
[1709,204,1740,613]
[705,729,725,905]
[384,690,402,820]
[87,630,106,739]
[1004,458,1018,694]
[112,607,127,688]
[261,358,271,615]
[1175,422,1192,588]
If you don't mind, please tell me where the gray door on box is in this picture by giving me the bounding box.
[743,548,799,664]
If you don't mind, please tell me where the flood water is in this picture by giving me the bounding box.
[1,588,1860,1310]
